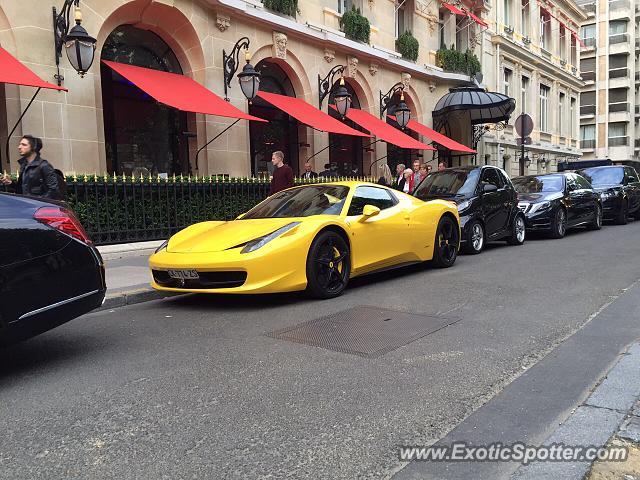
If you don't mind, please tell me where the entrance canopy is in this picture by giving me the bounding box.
[405,119,476,153]
[0,46,66,91]
[256,91,369,137]
[102,60,265,122]
[334,106,434,150]
[432,87,516,126]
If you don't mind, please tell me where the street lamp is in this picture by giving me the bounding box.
[53,0,96,86]
[223,37,261,102]
[318,65,352,118]
[380,82,410,128]
[332,77,352,118]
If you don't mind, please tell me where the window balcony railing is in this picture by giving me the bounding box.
[608,136,629,146]
[580,139,596,149]
[581,71,596,81]
[609,68,628,79]
[609,102,629,112]
[583,37,596,47]
[580,105,596,115]
[609,33,629,44]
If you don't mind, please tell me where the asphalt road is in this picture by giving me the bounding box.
[2,221,640,479]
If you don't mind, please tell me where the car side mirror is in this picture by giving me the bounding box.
[482,183,498,193]
[359,204,381,222]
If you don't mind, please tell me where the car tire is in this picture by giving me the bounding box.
[506,214,526,245]
[305,231,351,299]
[432,215,460,268]
[462,220,484,255]
[549,207,567,239]
[587,203,603,231]
[614,199,628,225]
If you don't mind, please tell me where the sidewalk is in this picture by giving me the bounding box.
[98,240,183,310]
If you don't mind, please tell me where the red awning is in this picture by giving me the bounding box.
[405,119,476,153]
[441,2,466,16]
[466,10,488,27]
[257,91,369,137]
[0,46,66,91]
[102,60,265,122]
[333,105,434,150]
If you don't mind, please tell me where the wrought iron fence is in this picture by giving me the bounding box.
[1,174,371,245]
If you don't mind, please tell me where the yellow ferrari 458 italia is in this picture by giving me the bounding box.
[149,181,460,298]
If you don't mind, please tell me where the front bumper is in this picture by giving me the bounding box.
[149,242,309,294]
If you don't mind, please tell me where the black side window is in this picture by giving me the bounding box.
[481,168,503,189]
[625,167,639,183]
[575,175,592,190]
[566,176,579,191]
[498,170,512,189]
[347,186,397,216]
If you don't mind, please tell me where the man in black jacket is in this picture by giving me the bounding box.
[1,135,60,199]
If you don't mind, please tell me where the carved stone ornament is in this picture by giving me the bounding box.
[425,13,439,32]
[272,31,288,59]
[216,13,230,32]
[401,72,411,88]
[346,56,358,77]
[428,80,436,92]
[369,63,378,76]
[324,48,335,63]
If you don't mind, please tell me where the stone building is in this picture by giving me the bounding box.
[0,0,496,178]
[478,0,586,176]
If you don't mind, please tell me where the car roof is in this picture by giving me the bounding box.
[578,165,623,171]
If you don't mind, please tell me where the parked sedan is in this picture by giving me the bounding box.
[512,173,602,238]
[577,165,640,224]
[0,193,106,344]
[413,165,525,254]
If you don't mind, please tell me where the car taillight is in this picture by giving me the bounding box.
[34,206,93,245]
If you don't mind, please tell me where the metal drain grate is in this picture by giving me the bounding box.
[266,305,460,358]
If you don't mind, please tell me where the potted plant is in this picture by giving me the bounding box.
[396,31,419,62]
[340,6,370,43]
[263,0,299,17]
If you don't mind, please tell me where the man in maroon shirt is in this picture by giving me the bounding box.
[269,150,294,195]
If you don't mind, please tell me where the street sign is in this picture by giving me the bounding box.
[514,114,534,137]
[516,136,532,146]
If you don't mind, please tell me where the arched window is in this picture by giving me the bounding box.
[100,25,192,176]
[249,60,299,177]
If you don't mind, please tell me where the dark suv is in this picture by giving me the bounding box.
[413,165,525,254]
[577,165,640,224]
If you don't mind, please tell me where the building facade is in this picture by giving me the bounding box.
[479,0,586,177]
[0,0,499,178]
[578,0,640,162]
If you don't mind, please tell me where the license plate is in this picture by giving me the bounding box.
[167,269,199,280]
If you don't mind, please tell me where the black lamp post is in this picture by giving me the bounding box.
[52,0,96,86]
[223,37,261,102]
[318,65,352,118]
[380,82,410,128]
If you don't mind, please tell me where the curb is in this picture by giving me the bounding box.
[98,240,164,261]
[98,287,185,311]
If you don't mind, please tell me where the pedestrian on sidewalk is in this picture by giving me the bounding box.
[1,135,61,200]
[269,150,293,195]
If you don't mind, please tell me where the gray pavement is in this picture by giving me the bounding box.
[2,222,640,479]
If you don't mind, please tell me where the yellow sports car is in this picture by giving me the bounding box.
[149,181,460,298]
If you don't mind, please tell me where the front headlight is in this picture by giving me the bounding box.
[456,200,471,213]
[155,239,169,253]
[240,222,301,254]
[529,201,551,214]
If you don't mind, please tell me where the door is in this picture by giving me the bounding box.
[568,174,590,223]
[345,186,409,273]
[624,167,640,213]
[480,168,509,237]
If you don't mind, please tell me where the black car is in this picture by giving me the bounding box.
[413,165,525,254]
[512,173,602,238]
[0,193,106,344]
[577,165,640,224]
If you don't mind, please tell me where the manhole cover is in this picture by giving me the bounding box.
[266,305,460,358]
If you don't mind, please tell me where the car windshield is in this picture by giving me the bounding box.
[413,169,480,200]
[513,175,564,193]
[580,167,623,186]
[242,185,349,219]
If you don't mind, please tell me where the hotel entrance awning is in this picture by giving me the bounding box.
[335,106,434,150]
[256,91,369,137]
[102,60,265,122]
[405,119,476,153]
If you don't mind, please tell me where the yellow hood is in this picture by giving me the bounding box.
[167,218,301,253]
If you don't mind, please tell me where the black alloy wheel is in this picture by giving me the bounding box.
[463,220,484,255]
[587,203,603,230]
[306,231,351,299]
[507,214,526,245]
[614,199,628,225]
[550,207,567,239]
[432,215,459,268]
